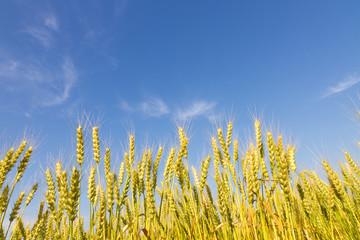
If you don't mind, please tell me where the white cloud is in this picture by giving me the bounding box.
[25,26,53,48]
[321,75,360,98]
[0,60,18,78]
[176,101,216,120]
[44,13,59,31]
[0,58,52,84]
[24,13,58,48]
[103,54,119,69]
[121,97,170,118]
[120,101,135,112]
[0,56,77,108]
[141,97,169,117]
[41,57,78,106]
[121,99,216,120]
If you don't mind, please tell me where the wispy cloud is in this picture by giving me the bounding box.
[25,26,53,48]
[0,56,78,109]
[176,101,216,120]
[120,97,170,118]
[44,13,59,31]
[24,13,58,48]
[120,101,135,113]
[41,57,78,106]
[321,75,360,98]
[121,99,216,120]
[141,97,170,117]
[0,60,19,79]
[0,58,52,84]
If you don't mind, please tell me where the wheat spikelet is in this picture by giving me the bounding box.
[310,171,328,199]
[12,216,26,240]
[0,186,9,216]
[61,215,69,240]
[56,165,68,224]
[345,152,360,177]
[9,192,25,223]
[199,156,211,192]
[132,168,139,202]
[24,223,30,239]
[30,200,44,238]
[96,190,106,239]
[88,166,96,205]
[296,178,304,201]
[107,172,115,212]
[226,121,233,148]
[10,218,21,240]
[287,145,296,173]
[212,137,222,187]
[250,144,261,195]
[124,152,130,175]
[0,149,14,190]
[178,128,188,159]
[192,183,200,212]
[299,173,314,216]
[76,125,85,166]
[340,162,351,186]
[255,120,264,159]
[45,214,54,240]
[129,135,135,168]
[322,160,345,200]
[267,132,277,179]
[92,127,101,164]
[233,140,239,165]
[221,171,230,199]
[15,147,32,183]
[277,137,291,200]
[254,122,269,183]
[8,142,26,176]
[347,165,360,204]
[237,177,246,203]
[104,148,111,180]
[192,167,200,189]
[32,210,49,239]
[217,128,229,169]
[175,128,188,190]
[94,185,101,207]
[145,150,153,192]
[146,154,156,220]
[245,148,256,204]
[113,174,120,207]
[152,146,163,190]
[139,149,149,194]
[45,169,57,215]
[329,184,335,210]
[118,161,125,188]
[259,157,269,181]
[175,155,186,191]
[25,183,38,207]
[119,175,131,209]
[66,166,80,222]
[163,148,175,182]
[300,172,313,200]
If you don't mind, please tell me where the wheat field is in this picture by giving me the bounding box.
[0,119,359,239]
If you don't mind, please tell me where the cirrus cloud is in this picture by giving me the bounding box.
[321,75,360,99]
[120,97,170,118]
[176,101,216,120]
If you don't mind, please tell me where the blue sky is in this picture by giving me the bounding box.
[1,0,360,219]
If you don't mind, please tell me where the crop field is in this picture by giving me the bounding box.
[0,119,359,240]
